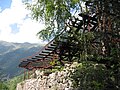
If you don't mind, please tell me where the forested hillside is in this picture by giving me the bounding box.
[0,41,42,79]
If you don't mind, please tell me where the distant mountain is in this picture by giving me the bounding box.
[0,41,43,79]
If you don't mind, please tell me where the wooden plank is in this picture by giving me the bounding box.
[45,48,54,51]
[42,50,51,53]
[47,46,56,49]
[35,55,46,58]
[27,59,37,62]
[50,43,57,46]
[39,53,49,56]
[19,61,29,67]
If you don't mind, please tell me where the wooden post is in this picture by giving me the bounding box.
[28,70,30,79]
[27,70,29,79]
[24,69,26,80]
[33,68,36,78]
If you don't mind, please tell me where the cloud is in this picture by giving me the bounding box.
[0,7,2,12]
[0,0,45,43]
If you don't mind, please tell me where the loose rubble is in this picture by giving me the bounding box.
[16,62,78,90]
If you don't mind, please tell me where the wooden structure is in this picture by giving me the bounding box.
[19,11,119,70]
[19,13,98,70]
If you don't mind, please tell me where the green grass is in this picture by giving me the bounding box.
[0,74,24,90]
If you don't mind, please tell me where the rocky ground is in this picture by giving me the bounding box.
[16,62,78,90]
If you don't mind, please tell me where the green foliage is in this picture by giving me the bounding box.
[23,0,120,89]
[44,66,64,76]
[24,0,86,40]
[71,62,108,90]
[50,59,64,67]
[5,75,24,90]
[50,59,57,66]
[0,82,8,90]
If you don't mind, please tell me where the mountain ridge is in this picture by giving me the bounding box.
[0,41,43,79]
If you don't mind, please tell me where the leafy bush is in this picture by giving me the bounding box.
[0,81,8,90]
[5,74,24,90]
[71,61,111,90]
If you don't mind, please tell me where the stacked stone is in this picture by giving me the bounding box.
[17,62,78,90]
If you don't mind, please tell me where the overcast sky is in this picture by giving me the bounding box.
[0,0,45,43]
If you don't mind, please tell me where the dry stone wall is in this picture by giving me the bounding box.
[16,62,78,90]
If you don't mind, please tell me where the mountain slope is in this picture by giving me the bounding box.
[0,41,43,79]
